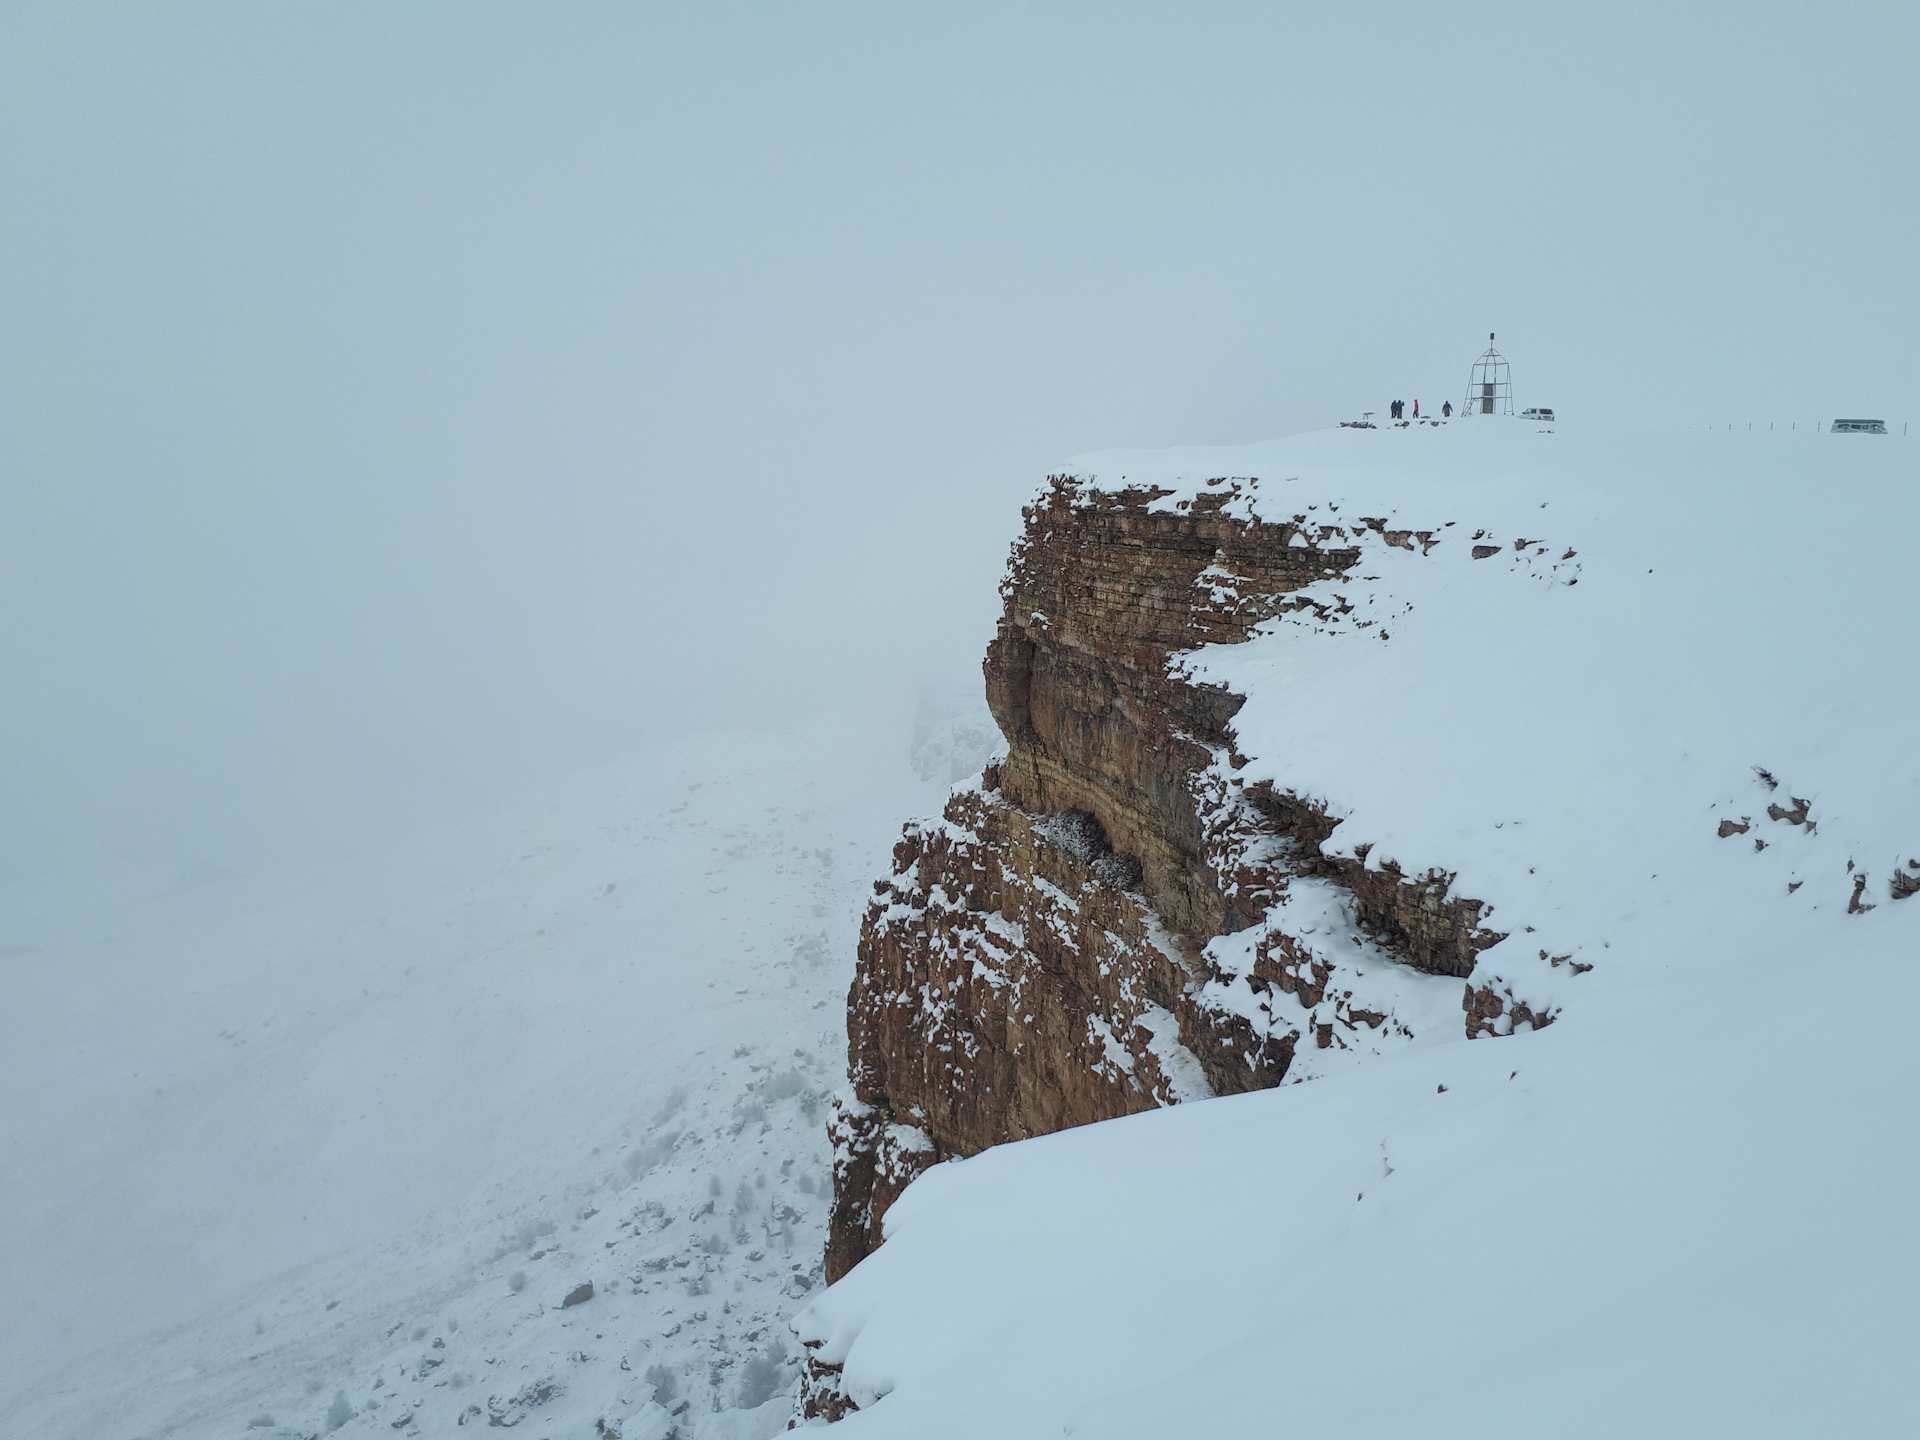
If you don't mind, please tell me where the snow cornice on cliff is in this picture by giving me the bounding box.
[1069,421,1918,968]
[796,421,1920,1437]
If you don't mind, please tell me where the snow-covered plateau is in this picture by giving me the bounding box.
[795,419,1919,1437]
[8,418,1914,1440]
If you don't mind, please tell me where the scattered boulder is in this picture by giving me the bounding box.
[1766,796,1812,827]
[487,1378,560,1427]
[561,1281,594,1309]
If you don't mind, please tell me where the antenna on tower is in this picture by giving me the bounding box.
[1465,335,1511,416]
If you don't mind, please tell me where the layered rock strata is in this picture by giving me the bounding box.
[805,474,1548,1419]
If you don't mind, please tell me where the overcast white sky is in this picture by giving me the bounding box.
[3,2,1915,878]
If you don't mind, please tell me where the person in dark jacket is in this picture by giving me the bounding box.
[1442,400,1453,418]
[1390,399,1403,420]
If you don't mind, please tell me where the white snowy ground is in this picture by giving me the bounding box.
[796,419,1920,1437]
[1,703,992,1440]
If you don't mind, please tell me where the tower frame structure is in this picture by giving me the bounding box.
[1464,334,1512,415]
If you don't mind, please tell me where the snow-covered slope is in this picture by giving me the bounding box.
[0,710,990,1440]
[795,420,1920,1436]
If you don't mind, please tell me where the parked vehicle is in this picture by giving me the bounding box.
[1831,418,1887,434]
[1521,407,1555,422]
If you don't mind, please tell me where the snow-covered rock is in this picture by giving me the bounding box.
[795,418,1920,1436]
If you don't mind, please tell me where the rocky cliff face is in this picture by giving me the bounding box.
[804,473,1545,1418]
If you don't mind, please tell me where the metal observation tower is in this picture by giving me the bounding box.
[1465,334,1512,415]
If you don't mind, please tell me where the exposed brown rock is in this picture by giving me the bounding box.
[796,1358,856,1423]
[815,473,1539,1385]
[825,777,1227,1281]
[1767,797,1812,828]
[1463,980,1554,1039]
[985,477,1363,946]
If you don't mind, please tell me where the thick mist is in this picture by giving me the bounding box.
[3,2,1915,879]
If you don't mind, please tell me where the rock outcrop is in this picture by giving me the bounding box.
[806,474,1542,1417]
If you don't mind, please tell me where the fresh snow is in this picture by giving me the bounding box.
[1,709,991,1440]
[795,419,1920,1437]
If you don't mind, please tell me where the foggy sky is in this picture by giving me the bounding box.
[4,2,1915,879]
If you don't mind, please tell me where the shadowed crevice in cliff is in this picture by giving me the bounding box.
[1035,809,1144,891]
